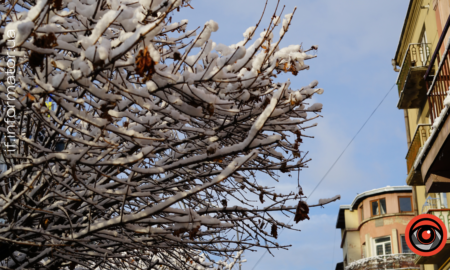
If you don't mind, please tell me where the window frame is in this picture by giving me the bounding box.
[370,198,387,217]
[360,204,364,221]
[400,234,413,254]
[398,196,414,213]
[373,236,392,256]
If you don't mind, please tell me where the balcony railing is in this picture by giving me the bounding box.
[422,197,450,238]
[397,43,431,93]
[422,195,448,213]
[345,254,418,270]
[405,124,431,173]
[426,42,450,124]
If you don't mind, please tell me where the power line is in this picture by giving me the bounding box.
[307,83,396,198]
[251,83,396,270]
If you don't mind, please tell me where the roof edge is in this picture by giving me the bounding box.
[336,205,350,229]
[349,186,412,210]
[394,0,415,63]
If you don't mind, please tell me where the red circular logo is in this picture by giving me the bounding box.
[405,214,447,256]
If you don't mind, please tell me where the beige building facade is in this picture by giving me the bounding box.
[394,0,450,269]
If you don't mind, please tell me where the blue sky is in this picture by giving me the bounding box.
[176,0,410,269]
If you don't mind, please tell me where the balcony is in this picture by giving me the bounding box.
[426,52,450,124]
[345,254,418,270]
[422,195,449,213]
[418,39,450,192]
[397,43,431,109]
[415,198,450,266]
[405,124,431,185]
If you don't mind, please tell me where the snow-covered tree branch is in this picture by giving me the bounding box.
[0,0,332,268]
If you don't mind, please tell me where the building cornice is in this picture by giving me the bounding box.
[336,186,412,228]
[357,212,415,230]
[394,0,417,63]
[347,186,412,210]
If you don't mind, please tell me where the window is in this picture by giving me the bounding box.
[398,196,413,212]
[360,205,364,221]
[371,198,386,216]
[374,236,392,256]
[401,235,412,253]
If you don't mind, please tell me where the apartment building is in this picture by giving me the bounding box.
[335,186,418,270]
[393,0,450,269]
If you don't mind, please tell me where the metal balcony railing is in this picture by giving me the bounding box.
[422,197,450,239]
[345,253,419,270]
[397,43,431,92]
[425,42,450,124]
[405,124,431,173]
[422,195,449,213]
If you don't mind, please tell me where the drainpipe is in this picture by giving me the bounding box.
[404,110,412,148]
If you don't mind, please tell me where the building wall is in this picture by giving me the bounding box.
[346,231,361,265]
[340,191,415,267]
[396,0,438,69]
[342,209,361,266]
[397,0,425,64]
[345,208,359,230]
[395,1,450,269]
[434,0,450,50]
[356,192,415,257]
[359,215,413,256]
[417,185,428,214]
[395,0,439,144]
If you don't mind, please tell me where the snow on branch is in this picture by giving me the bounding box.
[318,195,341,206]
[0,0,326,268]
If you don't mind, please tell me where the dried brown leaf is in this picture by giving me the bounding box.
[135,47,156,82]
[26,93,36,101]
[271,223,278,239]
[173,227,188,237]
[189,226,200,240]
[221,199,227,207]
[41,218,50,230]
[29,51,45,71]
[259,191,265,204]
[206,103,214,116]
[294,200,310,223]
[173,51,182,60]
[206,146,216,155]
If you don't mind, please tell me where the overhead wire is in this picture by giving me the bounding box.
[251,83,396,269]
